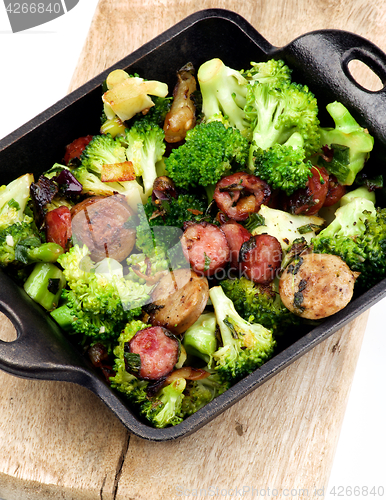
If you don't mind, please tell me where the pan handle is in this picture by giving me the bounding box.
[281,29,386,140]
[0,269,93,386]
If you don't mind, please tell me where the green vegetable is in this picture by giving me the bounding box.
[165,121,249,197]
[53,245,151,343]
[180,370,230,418]
[318,101,374,185]
[183,312,218,365]
[209,286,276,383]
[220,277,300,336]
[197,58,249,134]
[246,78,320,169]
[24,262,66,311]
[254,132,313,195]
[122,120,166,201]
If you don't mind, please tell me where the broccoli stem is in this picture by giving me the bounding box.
[24,263,66,311]
[50,304,77,331]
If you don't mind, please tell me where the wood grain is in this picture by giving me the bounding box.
[1,0,384,498]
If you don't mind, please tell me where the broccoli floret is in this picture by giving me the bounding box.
[179,370,230,418]
[246,80,320,168]
[80,134,127,173]
[0,173,34,230]
[0,173,64,269]
[183,312,218,365]
[318,101,374,185]
[251,204,325,251]
[122,121,166,202]
[129,96,172,129]
[165,121,249,193]
[197,58,250,134]
[72,133,145,211]
[140,378,186,428]
[144,191,207,228]
[209,286,276,383]
[312,196,386,290]
[54,245,150,342]
[0,222,63,268]
[220,277,300,336]
[243,59,293,86]
[254,132,313,195]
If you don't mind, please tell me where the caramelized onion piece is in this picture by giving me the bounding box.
[164,62,197,143]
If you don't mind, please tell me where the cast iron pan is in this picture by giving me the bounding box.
[1,9,386,441]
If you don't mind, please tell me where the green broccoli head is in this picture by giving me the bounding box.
[180,370,230,418]
[144,190,207,228]
[197,58,249,134]
[254,133,313,195]
[220,277,300,336]
[209,286,276,383]
[165,121,249,190]
[318,101,374,185]
[55,245,149,342]
[80,134,127,174]
[140,378,186,428]
[246,80,320,168]
[122,121,166,201]
[243,59,293,86]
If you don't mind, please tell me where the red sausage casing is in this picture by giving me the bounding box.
[240,234,282,284]
[213,172,271,221]
[284,166,329,215]
[220,220,252,269]
[181,221,230,276]
[45,206,72,250]
[126,326,180,380]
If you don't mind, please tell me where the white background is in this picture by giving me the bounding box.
[0,2,385,498]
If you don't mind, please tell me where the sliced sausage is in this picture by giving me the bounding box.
[180,221,230,276]
[213,172,271,221]
[63,135,93,165]
[71,194,136,262]
[45,206,72,251]
[148,268,209,335]
[323,175,347,207]
[279,253,359,320]
[240,234,282,284]
[220,220,252,269]
[283,166,329,215]
[126,326,180,380]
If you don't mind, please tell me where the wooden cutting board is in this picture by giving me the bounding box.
[0,1,385,499]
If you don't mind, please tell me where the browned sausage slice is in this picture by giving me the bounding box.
[71,194,136,262]
[220,220,252,269]
[279,253,359,319]
[240,234,282,284]
[180,221,230,276]
[213,172,271,221]
[284,166,330,215]
[127,326,180,380]
[148,269,209,335]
